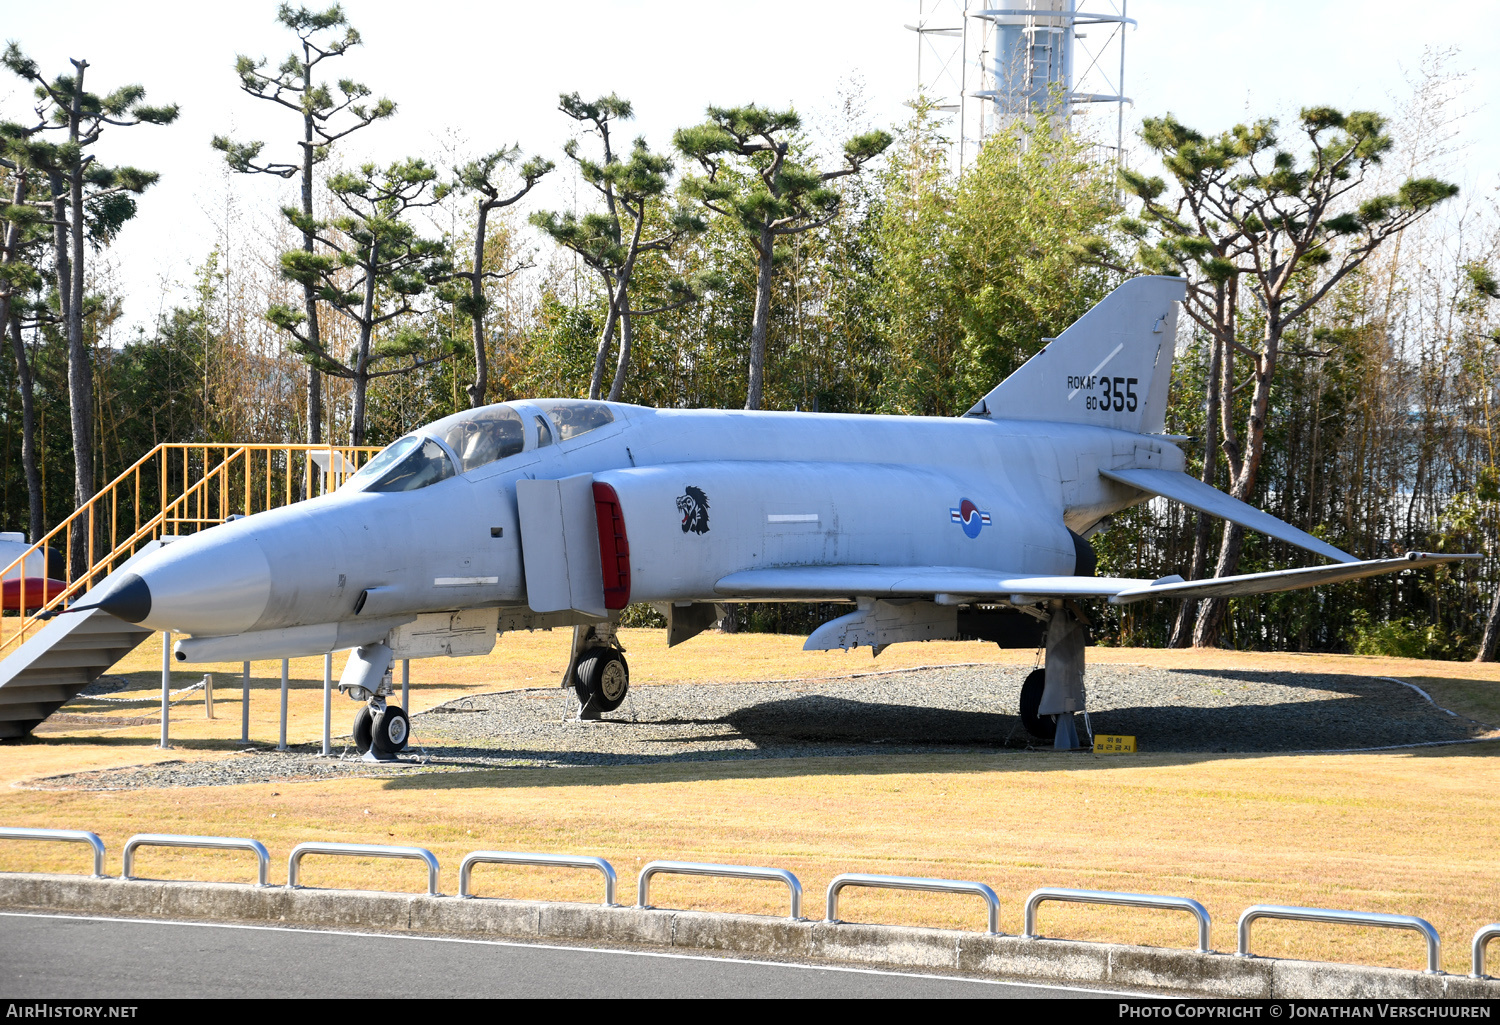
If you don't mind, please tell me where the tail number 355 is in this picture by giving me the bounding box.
[1085,376,1138,413]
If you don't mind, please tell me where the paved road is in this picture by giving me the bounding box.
[0,912,1109,999]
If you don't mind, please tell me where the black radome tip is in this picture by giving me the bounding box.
[96,572,152,623]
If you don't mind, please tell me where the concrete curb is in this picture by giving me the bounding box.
[3,873,1497,998]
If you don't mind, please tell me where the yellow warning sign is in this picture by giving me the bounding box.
[1094,734,1136,754]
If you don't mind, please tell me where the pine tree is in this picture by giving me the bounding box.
[1469,263,1500,662]
[444,148,552,407]
[267,158,455,445]
[1,44,177,572]
[0,145,52,542]
[674,105,890,409]
[533,93,712,401]
[1115,108,1457,647]
[212,3,393,445]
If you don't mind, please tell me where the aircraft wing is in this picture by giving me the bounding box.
[716,566,1153,601]
[1100,468,1358,564]
[714,552,1478,604]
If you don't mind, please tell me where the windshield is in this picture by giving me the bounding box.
[347,435,421,486]
[432,405,526,472]
[365,438,455,493]
[534,399,615,441]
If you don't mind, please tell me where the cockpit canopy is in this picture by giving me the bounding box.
[347,400,617,493]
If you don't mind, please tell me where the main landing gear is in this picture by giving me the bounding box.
[1016,602,1091,751]
[566,622,630,720]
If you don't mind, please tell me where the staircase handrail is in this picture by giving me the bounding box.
[0,442,378,658]
[0,448,249,657]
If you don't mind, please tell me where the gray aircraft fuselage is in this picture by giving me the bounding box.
[88,276,1467,677]
[113,404,1170,647]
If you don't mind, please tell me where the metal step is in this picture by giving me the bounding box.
[49,632,153,651]
[26,649,130,671]
[0,542,162,739]
[0,719,41,740]
[0,683,96,705]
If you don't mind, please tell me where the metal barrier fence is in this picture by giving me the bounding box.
[637,860,803,920]
[825,873,1001,935]
[287,842,440,896]
[1023,887,1212,953]
[1472,923,1500,979]
[1238,904,1442,975]
[121,833,270,887]
[459,851,618,905]
[0,827,106,878]
[5,824,1499,978]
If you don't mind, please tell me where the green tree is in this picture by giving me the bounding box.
[874,102,1117,417]
[0,147,54,541]
[1118,108,1458,647]
[444,147,552,407]
[533,93,711,401]
[1,45,177,570]
[1467,262,1500,661]
[212,3,393,444]
[269,158,455,445]
[674,105,890,409]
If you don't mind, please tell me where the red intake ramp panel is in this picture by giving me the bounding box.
[593,482,631,610]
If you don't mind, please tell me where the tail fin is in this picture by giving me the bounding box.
[964,275,1186,434]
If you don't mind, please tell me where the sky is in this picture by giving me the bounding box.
[4,0,1498,337]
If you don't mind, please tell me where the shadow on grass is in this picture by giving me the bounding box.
[14,667,1496,785]
[374,737,1500,794]
[373,667,1498,793]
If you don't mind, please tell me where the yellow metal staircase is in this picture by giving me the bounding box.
[0,443,379,739]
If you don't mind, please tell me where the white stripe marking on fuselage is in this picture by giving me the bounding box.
[767,514,819,523]
[1068,342,1125,400]
[434,576,499,586]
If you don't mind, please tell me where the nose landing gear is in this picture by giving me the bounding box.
[347,663,410,760]
[352,697,411,759]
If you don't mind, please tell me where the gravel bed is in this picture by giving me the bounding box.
[23,664,1494,791]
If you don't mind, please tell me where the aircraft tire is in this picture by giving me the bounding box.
[1019,668,1057,741]
[353,706,374,754]
[373,705,410,756]
[575,648,630,712]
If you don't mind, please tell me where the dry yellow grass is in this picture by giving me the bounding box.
[2,629,1499,975]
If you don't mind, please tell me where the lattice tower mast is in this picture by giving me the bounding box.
[906,0,992,173]
[910,0,1134,170]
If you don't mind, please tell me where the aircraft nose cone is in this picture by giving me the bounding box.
[94,572,151,623]
[124,530,274,636]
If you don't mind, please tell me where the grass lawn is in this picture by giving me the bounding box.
[1,628,1497,975]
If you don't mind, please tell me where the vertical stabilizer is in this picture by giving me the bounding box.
[965,276,1186,434]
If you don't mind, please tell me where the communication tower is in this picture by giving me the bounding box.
[908,0,1134,170]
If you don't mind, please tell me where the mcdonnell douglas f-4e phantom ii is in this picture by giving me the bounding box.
[75,275,1476,753]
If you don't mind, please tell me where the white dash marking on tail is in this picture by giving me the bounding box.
[1068,342,1125,401]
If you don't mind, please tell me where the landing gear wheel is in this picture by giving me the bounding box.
[352,705,374,754]
[574,647,630,712]
[1019,668,1056,742]
[372,705,410,757]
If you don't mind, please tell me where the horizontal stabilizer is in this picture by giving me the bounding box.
[1107,552,1479,605]
[1101,468,1357,564]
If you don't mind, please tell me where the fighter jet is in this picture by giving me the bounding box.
[81,276,1475,754]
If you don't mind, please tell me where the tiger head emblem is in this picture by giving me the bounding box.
[676,486,710,535]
